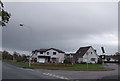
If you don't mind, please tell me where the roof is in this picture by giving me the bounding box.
[65,53,75,55]
[33,48,65,53]
[74,46,92,58]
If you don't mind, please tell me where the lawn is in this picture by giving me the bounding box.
[4,60,105,69]
[14,62,105,69]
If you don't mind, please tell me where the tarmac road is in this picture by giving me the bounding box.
[2,61,119,81]
[34,63,119,79]
[0,61,2,80]
[2,62,59,79]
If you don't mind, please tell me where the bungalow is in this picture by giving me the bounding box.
[32,48,65,63]
[74,46,99,63]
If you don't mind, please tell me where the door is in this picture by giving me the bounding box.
[37,58,45,63]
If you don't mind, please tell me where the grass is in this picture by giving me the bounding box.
[14,61,105,69]
[4,60,105,69]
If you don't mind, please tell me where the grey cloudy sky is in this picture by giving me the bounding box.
[2,2,118,55]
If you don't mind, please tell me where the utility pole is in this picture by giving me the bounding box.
[29,57,31,67]
[19,24,33,67]
[86,53,89,69]
[29,53,32,67]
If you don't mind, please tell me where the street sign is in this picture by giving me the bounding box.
[100,55,105,59]
[101,47,105,53]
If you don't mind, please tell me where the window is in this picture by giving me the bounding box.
[91,58,96,61]
[91,52,92,54]
[40,52,43,54]
[53,52,56,55]
[47,52,49,55]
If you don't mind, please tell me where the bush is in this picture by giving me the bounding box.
[97,59,102,64]
[33,63,74,67]
[80,62,87,64]
[64,58,72,64]
[118,59,120,64]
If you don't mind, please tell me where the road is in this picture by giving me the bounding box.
[0,61,2,80]
[2,62,61,80]
[2,62,119,81]
[34,63,119,79]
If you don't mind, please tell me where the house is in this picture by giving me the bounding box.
[32,48,65,63]
[64,53,75,63]
[65,53,75,59]
[104,55,119,62]
[74,46,99,63]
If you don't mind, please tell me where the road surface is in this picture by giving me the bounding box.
[0,61,2,80]
[2,62,119,81]
[2,62,61,79]
[34,63,118,79]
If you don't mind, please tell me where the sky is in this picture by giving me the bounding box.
[2,2,118,55]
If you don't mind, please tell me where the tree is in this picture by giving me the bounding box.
[0,0,11,26]
[13,52,27,62]
[21,54,27,62]
[64,58,72,64]
[2,50,13,60]
[13,51,19,62]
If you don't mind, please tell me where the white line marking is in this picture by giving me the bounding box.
[26,69,34,71]
[43,73,69,80]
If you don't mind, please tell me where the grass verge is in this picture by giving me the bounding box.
[13,61,105,69]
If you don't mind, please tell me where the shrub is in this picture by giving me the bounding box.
[97,59,102,64]
[81,62,87,64]
[64,58,72,64]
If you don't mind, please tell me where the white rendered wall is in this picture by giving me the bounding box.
[36,49,65,63]
[83,47,99,63]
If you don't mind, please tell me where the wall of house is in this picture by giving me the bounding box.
[36,49,64,63]
[78,58,83,63]
[58,53,64,63]
[82,47,99,63]
[47,49,64,63]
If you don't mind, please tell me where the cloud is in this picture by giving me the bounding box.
[2,2,118,55]
[81,33,118,46]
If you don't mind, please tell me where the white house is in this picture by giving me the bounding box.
[32,48,65,63]
[74,46,99,63]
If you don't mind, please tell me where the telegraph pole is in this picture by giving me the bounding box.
[86,53,89,69]
[29,53,32,67]
[29,56,31,67]
[19,24,32,67]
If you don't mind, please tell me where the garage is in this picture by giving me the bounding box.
[37,58,45,63]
